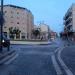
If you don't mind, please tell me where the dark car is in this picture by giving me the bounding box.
[0,34,10,51]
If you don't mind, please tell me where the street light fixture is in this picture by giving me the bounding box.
[0,0,4,53]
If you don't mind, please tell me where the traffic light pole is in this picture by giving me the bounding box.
[0,0,3,53]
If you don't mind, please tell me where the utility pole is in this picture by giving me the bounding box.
[0,0,3,53]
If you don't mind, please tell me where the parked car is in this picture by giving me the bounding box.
[0,34,10,51]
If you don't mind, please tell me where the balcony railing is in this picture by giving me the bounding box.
[64,11,72,20]
[64,17,72,26]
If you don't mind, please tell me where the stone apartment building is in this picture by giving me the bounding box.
[63,4,75,40]
[0,5,34,40]
[50,31,57,40]
[39,23,50,40]
[33,23,50,40]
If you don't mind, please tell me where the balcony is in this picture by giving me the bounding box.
[64,17,72,26]
[64,11,72,20]
[67,25,73,32]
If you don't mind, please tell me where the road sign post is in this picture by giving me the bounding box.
[0,0,3,53]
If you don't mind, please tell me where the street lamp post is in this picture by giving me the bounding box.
[0,0,3,53]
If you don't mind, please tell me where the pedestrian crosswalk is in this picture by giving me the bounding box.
[0,43,74,75]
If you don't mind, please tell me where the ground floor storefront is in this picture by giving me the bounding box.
[60,32,75,41]
[3,32,50,41]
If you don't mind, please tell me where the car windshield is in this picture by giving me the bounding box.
[0,0,75,75]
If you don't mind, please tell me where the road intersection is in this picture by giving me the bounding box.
[0,39,75,75]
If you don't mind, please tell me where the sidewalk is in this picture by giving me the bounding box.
[10,40,52,45]
[61,46,75,74]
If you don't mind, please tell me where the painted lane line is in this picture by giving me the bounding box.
[58,47,73,75]
[54,47,61,53]
[54,46,65,53]
[51,54,63,75]
[4,54,18,65]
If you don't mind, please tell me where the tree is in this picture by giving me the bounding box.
[13,27,21,39]
[9,27,14,39]
[9,27,13,34]
[32,29,40,39]
[9,27,21,39]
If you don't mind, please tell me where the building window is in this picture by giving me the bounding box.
[4,26,7,28]
[4,11,7,13]
[11,11,14,14]
[17,12,19,14]
[17,22,19,24]
[21,33,26,39]
[17,17,19,19]
[21,36,25,39]
[11,21,13,23]
[11,16,13,18]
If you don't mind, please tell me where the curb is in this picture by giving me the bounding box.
[10,41,52,45]
[11,43,52,45]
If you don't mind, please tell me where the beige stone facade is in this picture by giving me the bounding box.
[0,5,34,40]
[63,4,75,40]
[64,4,75,32]
[39,24,50,40]
[33,24,50,40]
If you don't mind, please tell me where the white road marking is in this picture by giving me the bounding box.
[4,54,18,65]
[54,47,60,53]
[58,47,74,75]
[51,54,63,75]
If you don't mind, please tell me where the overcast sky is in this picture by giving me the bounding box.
[2,0,75,33]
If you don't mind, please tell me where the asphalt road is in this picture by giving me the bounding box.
[61,46,75,75]
[0,44,58,75]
